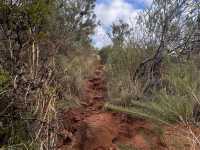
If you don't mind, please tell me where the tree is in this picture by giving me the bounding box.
[51,0,96,52]
[0,0,54,73]
[0,0,97,148]
[0,1,58,148]
[134,0,200,92]
[109,20,131,48]
[190,14,200,55]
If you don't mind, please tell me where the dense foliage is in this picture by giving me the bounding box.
[0,0,96,149]
[101,0,200,127]
[0,0,200,149]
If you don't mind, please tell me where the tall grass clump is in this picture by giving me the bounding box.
[100,46,148,103]
[55,52,101,109]
[105,57,200,125]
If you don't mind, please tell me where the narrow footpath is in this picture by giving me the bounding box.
[57,63,171,150]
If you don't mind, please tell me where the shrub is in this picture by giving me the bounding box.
[55,52,100,109]
[105,59,200,125]
[101,47,147,103]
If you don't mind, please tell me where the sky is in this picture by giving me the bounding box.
[92,0,153,48]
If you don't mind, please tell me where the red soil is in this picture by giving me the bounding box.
[57,63,199,150]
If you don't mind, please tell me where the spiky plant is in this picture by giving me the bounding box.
[105,60,200,125]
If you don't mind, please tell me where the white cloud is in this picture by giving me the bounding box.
[92,26,112,48]
[92,0,152,48]
[143,0,153,6]
[95,0,139,27]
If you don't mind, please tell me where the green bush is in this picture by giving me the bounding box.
[105,91,193,124]
[101,47,147,102]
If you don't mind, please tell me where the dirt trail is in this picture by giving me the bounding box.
[57,63,175,150]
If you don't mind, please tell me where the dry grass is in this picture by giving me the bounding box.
[30,86,58,149]
[56,52,101,101]
[163,124,200,150]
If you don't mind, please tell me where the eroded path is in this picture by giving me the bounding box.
[57,62,198,150]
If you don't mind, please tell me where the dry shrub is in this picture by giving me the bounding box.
[101,47,147,103]
[55,52,101,108]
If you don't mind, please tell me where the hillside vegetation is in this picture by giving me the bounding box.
[0,0,200,150]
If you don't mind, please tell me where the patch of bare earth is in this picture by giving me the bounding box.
[57,62,200,150]
[163,124,200,150]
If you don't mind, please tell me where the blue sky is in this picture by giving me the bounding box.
[92,0,152,48]
[96,0,151,9]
